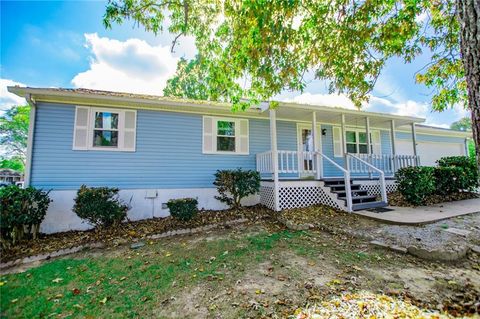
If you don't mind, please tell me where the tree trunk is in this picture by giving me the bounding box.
[457,0,480,176]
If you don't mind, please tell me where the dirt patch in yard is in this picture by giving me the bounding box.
[1,222,479,318]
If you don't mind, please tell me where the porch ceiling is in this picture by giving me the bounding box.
[271,103,424,129]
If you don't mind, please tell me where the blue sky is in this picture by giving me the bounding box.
[0,0,468,127]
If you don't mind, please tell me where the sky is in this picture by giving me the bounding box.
[0,0,469,128]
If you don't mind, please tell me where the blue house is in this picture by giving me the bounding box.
[8,87,472,233]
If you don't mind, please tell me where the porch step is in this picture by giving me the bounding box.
[329,184,361,192]
[332,189,369,197]
[324,179,353,187]
[338,195,378,204]
[352,201,388,211]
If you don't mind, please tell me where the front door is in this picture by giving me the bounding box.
[297,124,321,177]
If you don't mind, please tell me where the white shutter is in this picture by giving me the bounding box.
[371,131,381,154]
[333,126,343,157]
[203,116,215,153]
[237,119,249,154]
[122,110,137,151]
[73,106,90,150]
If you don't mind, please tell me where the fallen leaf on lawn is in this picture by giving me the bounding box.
[52,278,63,283]
[255,289,265,294]
[307,261,316,266]
[353,266,363,271]
[54,294,63,299]
[165,252,172,257]
[119,276,127,281]
[0,281,6,286]
[99,297,108,305]
[73,304,83,309]
[11,299,18,303]
[72,288,81,295]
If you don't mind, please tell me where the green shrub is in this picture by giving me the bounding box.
[436,156,478,192]
[73,185,129,228]
[434,166,468,195]
[395,166,436,205]
[0,185,51,247]
[166,198,198,221]
[213,169,260,209]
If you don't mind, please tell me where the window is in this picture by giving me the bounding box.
[73,106,137,152]
[216,121,236,152]
[333,127,382,156]
[203,116,249,155]
[93,111,119,147]
[346,130,369,154]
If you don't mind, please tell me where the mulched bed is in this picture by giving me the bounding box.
[388,191,479,207]
[1,205,274,263]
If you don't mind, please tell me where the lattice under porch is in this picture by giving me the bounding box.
[260,180,346,211]
[259,179,397,212]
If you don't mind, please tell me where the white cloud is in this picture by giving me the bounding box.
[369,95,429,118]
[72,33,179,95]
[0,79,26,112]
[283,92,364,110]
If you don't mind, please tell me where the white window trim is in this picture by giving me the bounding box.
[203,116,249,155]
[333,126,382,157]
[73,106,137,152]
[345,130,369,154]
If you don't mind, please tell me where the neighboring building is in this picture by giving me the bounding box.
[8,87,472,233]
[0,168,23,185]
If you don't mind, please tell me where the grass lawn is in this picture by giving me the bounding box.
[1,223,479,318]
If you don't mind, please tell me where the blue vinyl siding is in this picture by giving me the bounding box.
[31,102,463,189]
[31,103,272,189]
[31,103,298,189]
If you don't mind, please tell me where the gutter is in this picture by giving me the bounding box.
[24,93,36,187]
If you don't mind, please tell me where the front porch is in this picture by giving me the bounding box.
[255,104,423,212]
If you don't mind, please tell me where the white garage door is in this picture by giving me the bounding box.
[396,140,465,166]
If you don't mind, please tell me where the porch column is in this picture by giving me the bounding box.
[390,119,397,171]
[269,109,280,211]
[312,111,322,179]
[365,117,371,154]
[341,114,347,169]
[411,123,419,165]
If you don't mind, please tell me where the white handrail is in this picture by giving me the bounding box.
[349,153,419,175]
[316,152,353,212]
[347,153,388,204]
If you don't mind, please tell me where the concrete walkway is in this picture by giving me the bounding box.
[355,198,480,224]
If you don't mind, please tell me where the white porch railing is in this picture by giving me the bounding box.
[256,150,317,174]
[347,153,419,175]
[346,153,388,205]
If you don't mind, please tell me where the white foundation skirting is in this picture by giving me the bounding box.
[41,188,259,234]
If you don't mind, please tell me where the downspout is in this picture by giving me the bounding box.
[24,93,36,187]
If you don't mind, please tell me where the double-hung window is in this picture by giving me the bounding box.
[73,106,137,152]
[333,127,382,156]
[203,116,249,155]
[216,120,236,152]
[93,111,119,147]
[346,131,368,154]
